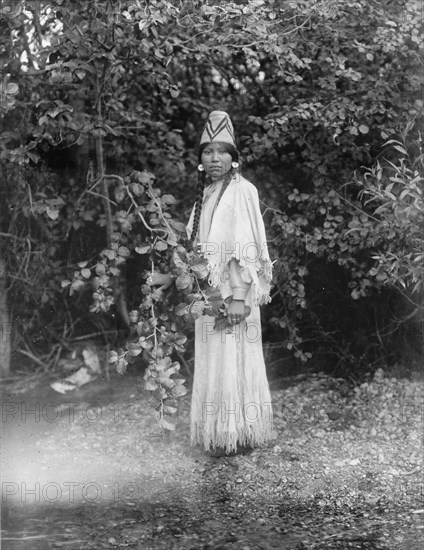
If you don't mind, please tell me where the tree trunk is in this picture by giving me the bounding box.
[0,256,11,377]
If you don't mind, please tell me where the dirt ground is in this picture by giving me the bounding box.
[1,366,423,550]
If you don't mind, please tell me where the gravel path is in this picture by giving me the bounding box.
[1,369,423,549]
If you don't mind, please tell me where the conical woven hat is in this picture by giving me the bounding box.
[200,110,236,146]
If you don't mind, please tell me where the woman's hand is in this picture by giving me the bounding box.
[146,272,173,289]
[226,299,247,325]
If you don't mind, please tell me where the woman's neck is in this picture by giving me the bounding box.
[209,171,232,184]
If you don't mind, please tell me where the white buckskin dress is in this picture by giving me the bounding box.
[186,173,274,452]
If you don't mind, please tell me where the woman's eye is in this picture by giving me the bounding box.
[203,149,227,155]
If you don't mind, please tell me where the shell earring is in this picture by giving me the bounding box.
[231,161,239,169]
[198,164,204,171]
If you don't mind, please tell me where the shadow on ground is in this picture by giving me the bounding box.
[1,369,423,549]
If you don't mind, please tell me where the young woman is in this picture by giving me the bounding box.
[186,111,274,456]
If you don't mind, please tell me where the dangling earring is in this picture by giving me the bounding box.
[231,161,239,169]
[198,164,204,171]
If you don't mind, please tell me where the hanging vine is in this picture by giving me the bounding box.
[63,169,231,429]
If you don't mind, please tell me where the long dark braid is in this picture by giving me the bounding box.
[191,169,206,241]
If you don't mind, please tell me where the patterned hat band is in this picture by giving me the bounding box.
[199,110,236,147]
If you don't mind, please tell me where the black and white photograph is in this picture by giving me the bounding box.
[1,0,423,548]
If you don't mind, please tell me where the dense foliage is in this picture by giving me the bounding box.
[1,1,422,396]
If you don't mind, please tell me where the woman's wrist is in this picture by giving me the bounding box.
[232,288,248,301]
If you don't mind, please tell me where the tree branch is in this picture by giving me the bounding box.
[21,23,37,70]
[125,186,170,235]
[146,183,177,238]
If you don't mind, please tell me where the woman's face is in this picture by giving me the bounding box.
[201,142,233,181]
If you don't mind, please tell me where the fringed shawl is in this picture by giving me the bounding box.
[187,175,273,306]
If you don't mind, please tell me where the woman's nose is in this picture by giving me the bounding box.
[211,151,219,161]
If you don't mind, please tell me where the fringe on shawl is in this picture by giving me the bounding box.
[207,254,273,306]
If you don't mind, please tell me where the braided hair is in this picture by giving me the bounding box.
[191,142,239,242]
[191,168,206,244]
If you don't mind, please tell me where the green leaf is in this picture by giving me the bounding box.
[205,289,224,307]
[170,220,187,232]
[171,385,187,398]
[46,207,59,220]
[155,240,168,251]
[127,343,142,356]
[166,365,179,376]
[81,268,91,279]
[174,334,187,347]
[117,358,128,375]
[144,379,157,391]
[158,377,175,389]
[160,418,176,431]
[175,273,192,290]
[75,69,86,80]
[135,243,151,254]
[109,351,119,364]
[128,310,139,323]
[146,199,158,212]
[70,279,85,295]
[137,171,155,185]
[189,300,204,319]
[129,182,144,197]
[118,246,131,258]
[167,235,179,247]
[103,249,116,260]
[174,303,189,316]
[392,145,407,155]
[95,263,106,276]
[172,249,188,269]
[155,357,172,371]
[190,263,209,279]
[163,405,178,415]
[169,85,179,98]
[26,151,41,163]
[162,194,177,205]
[150,347,164,360]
